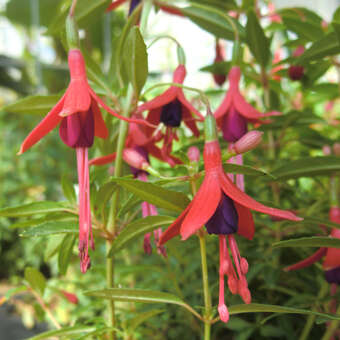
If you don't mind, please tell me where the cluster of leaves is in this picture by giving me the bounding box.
[1,0,340,339]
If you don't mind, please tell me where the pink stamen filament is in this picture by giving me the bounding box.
[218,235,229,322]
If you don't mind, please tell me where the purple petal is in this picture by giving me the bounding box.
[160,99,182,127]
[325,266,340,284]
[222,107,248,142]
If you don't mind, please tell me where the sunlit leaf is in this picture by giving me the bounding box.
[24,267,46,296]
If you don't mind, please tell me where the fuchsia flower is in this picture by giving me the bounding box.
[285,207,340,285]
[159,114,302,323]
[212,40,227,87]
[18,49,147,273]
[136,65,204,166]
[214,66,278,143]
[288,46,305,81]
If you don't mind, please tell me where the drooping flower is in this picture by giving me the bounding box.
[136,65,204,166]
[18,49,147,273]
[285,207,340,285]
[212,40,227,87]
[214,66,278,143]
[159,114,302,322]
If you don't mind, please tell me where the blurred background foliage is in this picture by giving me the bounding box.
[1,0,340,339]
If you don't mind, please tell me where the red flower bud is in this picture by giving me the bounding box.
[123,148,149,170]
[233,131,263,154]
[61,290,78,304]
[187,146,200,162]
[288,46,305,81]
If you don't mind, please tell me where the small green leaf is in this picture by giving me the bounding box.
[129,309,164,331]
[61,175,76,204]
[25,325,97,340]
[123,26,148,96]
[222,163,274,178]
[272,156,340,180]
[3,95,61,115]
[180,4,245,41]
[20,221,78,237]
[24,267,46,296]
[112,177,190,213]
[0,201,69,217]
[272,236,340,249]
[58,234,76,275]
[109,216,174,256]
[229,303,340,320]
[246,10,270,67]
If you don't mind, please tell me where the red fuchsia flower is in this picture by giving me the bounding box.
[136,65,204,166]
[159,114,302,323]
[285,207,340,285]
[212,40,227,87]
[60,290,79,305]
[288,46,305,81]
[18,49,147,273]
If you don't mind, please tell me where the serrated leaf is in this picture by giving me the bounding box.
[222,163,274,178]
[229,303,340,320]
[109,216,174,256]
[272,156,340,180]
[3,95,61,115]
[21,221,78,237]
[123,26,148,96]
[246,10,270,67]
[25,325,97,340]
[58,234,76,275]
[61,175,76,204]
[298,32,340,62]
[272,236,340,249]
[0,201,69,217]
[112,178,190,213]
[24,267,46,296]
[180,3,245,41]
[129,309,164,331]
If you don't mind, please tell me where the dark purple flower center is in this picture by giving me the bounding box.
[128,0,141,15]
[160,99,182,127]
[325,266,340,285]
[59,110,94,148]
[222,107,248,142]
[130,146,149,177]
[206,193,238,235]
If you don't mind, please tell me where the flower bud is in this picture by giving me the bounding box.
[218,304,229,323]
[61,290,78,304]
[288,46,305,81]
[123,148,149,171]
[323,145,331,156]
[187,146,200,162]
[329,207,340,224]
[333,143,340,156]
[233,131,263,154]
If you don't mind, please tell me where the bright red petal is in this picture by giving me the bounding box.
[159,203,192,245]
[214,91,232,119]
[177,91,204,120]
[180,174,222,240]
[18,95,65,154]
[137,87,177,113]
[92,100,108,139]
[182,106,200,137]
[285,247,327,271]
[106,0,127,12]
[89,153,116,166]
[145,108,161,136]
[61,80,91,116]
[219,172,303,221]
[234,202,254,240]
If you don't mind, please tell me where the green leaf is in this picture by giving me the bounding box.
[180,4,245,41]
[272,156,340,180]
[222,163,275,178]
[3,95,61,115]
[24,267,46,296]
[25,326,97,340]
[200,61,231,75]
[123,26,148,96]
[245,10,270,67]
[112,177,190,212]
[5,286,28,300]
[332,21,340,45]
[109,216,174,256]
[61,175,76,204]
[298,32,340,62]
[302,216,340,230]
[272,236,340,249]
[229,303,340,321]
[128,309,164,331]
[58,234,76,275]
[20,221,78,237]
[0,201,69,217]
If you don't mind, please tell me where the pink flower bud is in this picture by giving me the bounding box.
[61,290,78,304]
[187,146,200,162]
[330,207,340,224]
[218,304,229,323]
[240,258,249,274]
[323,145,331,156]
[288,65,304,81]
[233,131,263,154]
[333,143,340,156]
[123,148,149,170]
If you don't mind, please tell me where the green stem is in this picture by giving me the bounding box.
[106,86,134,340]
[321,304,340,340]
[299,282,328,340]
